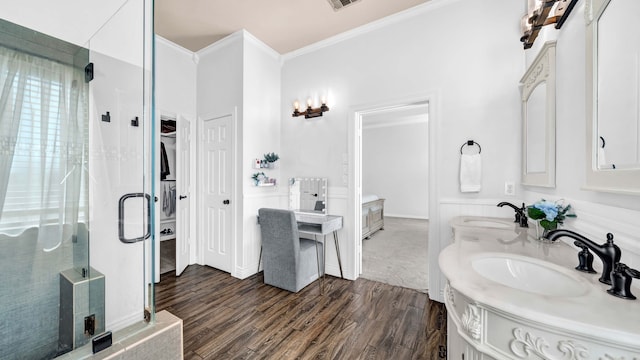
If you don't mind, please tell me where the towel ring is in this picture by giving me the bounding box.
[460,140,481,154]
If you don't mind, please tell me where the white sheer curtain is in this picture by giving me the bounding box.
[0,46,88,250]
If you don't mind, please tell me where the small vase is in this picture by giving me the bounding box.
[537,222,557,241]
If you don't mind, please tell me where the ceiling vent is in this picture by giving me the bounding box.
[327,0,362,11]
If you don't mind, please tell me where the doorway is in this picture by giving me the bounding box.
[199,113,235,273]
[349,94,439,290]
[157,114,192,279]
[159,116,177,275]
[360,104,429,292]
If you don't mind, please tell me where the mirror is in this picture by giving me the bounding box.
[288,178,327,214]
[586,0,640,193]
[596,0,640,170]
[521,41,556,187]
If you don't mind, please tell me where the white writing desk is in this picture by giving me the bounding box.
[257,211,344,285]
[294,211,344,280]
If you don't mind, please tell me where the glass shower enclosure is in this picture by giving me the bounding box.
[0,0,155,358]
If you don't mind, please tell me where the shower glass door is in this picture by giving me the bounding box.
[86,0,156,342]
[0,0,155,358]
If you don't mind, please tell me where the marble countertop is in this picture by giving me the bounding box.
[439,216,640,348]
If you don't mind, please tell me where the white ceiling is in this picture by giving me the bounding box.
[154,0,430,54]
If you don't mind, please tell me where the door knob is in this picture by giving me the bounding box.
[223,199,230,205]
[179,195,187,200]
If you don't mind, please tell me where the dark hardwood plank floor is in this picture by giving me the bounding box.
[156,265,444,360]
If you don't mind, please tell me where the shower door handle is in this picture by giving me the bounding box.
[118,193,151,244]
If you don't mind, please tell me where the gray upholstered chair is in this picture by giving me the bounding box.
[258,208,323,292]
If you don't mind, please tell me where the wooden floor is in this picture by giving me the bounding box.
[155,265,445,360]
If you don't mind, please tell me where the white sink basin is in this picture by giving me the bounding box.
[462,219,513,229]
[471,254,589,297]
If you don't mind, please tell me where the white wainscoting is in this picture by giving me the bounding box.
[236,191,286,279]
[237,186,351,280]
[325,187,350,279]
[430,198,526,302]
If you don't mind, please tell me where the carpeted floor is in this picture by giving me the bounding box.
[360,217,429,293]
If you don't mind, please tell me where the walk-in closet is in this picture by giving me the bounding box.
[160,116,177,274]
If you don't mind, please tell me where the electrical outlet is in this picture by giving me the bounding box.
[504,181,515,196]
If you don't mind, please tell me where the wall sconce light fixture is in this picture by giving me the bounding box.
[520,0,578,49]
[292,97,330,119]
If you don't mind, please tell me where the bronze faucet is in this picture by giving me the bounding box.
[546,230,621,285]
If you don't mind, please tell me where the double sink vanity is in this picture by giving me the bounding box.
[440,216,640,359]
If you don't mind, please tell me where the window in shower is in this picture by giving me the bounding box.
[0,50,88,236]
[0,19,91,359]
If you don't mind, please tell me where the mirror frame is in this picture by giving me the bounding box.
[521,41,556,188]
[585,0,640,194]
[288,177,328,214]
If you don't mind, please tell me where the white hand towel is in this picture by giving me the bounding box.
[597,147,607,168]
[460,154,482,192]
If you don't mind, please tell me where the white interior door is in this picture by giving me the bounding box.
[201,114,233,272]
[175,116,191,276]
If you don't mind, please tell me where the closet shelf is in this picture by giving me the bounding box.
[160,234,175,241]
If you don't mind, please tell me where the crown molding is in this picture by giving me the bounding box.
[196,29,281,62]
[242,30,281,62]
[282,0,463,61]
[155,35,195,56]
[196,30,244,57]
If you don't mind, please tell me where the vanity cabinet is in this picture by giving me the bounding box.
[448,312,493,360]
[445,281,640,360]
[440,216,640,360]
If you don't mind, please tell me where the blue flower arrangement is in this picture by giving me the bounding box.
[527,199,576,231]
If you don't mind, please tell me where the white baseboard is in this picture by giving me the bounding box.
[385,214,429,220]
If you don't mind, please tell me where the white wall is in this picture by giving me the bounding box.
[362,120,429,219]
[524,2,640,211]
[240,32,282,278]
[196,31,282,279]
[281,0,524,288]
[156,37,197,117]
[522,3,640,281]
[155,36,197,270]
[282,0,523,198]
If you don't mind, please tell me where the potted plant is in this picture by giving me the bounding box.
[263,152,279,168]
[251,172,266,186]
[527,199,576,239]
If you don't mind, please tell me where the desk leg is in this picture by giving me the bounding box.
[333,231,344,279]
[323,235,327,292]
[314,235,323,294]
